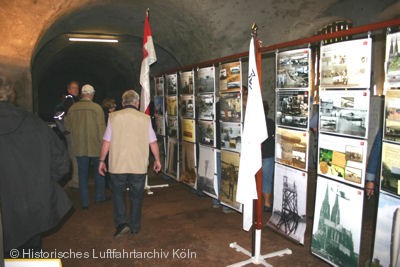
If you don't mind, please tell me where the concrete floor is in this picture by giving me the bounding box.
[43,171,378,267]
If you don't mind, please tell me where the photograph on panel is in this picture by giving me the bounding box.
[385,32,400,89]
[220,91,242,123]
[180,141,197,188]
[181,118,196,143]
[155,76,164,96]
[166,137,178,179]
[320,38,372,88]
[197,66,215,93]
[372,193,400,267]
[220,121,241,153]
[267,164,308,244]
[384,90,400,143]
[154,95,164,116]
[180,71,194,95]
[381,142,400,197]
[219,150,241,211]
[157,137,166,171]
[197,94,215,120]
[276,90,309,129]
[166,95,178,116]
[167,116,178,138]
[197,145,217,198]
[275,127,308,171]
[311,176,363,267]
[276,48,310,89]
[180,94,194,118]
[318,133,367,187]
[166,74,178,95]
[319,89,369,138]
[219,61,241,92]
[198,120,215,147]
[155,115,165,136]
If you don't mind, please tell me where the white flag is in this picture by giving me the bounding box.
[140,13,157,114]
[236,37,268,231]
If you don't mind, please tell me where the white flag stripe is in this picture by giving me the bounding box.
[236,37,268,231]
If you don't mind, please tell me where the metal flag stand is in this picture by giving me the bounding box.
[227,23,292,267]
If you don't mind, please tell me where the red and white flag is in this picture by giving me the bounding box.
[140,12,157,114]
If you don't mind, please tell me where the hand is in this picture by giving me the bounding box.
[153,160,162,173]
[365,181,374,198]
[98,161,108,176]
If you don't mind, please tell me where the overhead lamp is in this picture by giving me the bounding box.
[68,37,119,43]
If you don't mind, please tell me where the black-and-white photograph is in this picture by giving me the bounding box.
[267,163,308,244]
[154,95,164,116]
[197,94,215,120]
[276,48,310,89]
[180,94,194,118]
[219,150,241,211]
[384,90,400,143]
[197,66,215,93]
[166,137,178,179]
[166,73,178,95]
[311,176,363,267]
[180,141,196,188]
[197,145,218,198]
[220,121,241,152]
[198,120,215,147]
[385,32,400,89]
[319,89,369,138]
[220,91,241,123]
[180,71,194,95]
[155,76,164,96]
[276,90,309,129]
[155,115,165,136]
[167,116,178,138]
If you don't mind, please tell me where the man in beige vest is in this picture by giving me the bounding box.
[98,90,161,238]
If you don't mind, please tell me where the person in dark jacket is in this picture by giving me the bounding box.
[0,79,72,256]
[261,101,275,212]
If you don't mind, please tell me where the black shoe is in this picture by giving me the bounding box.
[263,205,272,212]
[114,224,130,239]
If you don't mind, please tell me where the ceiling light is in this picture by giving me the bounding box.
[68,37,119,43]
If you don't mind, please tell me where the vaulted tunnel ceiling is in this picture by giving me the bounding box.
[0,0,399,118]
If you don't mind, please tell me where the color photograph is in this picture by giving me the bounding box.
[385,32,400,89]
[318,133,367,187]
[166,137,178,179]
[167,116,178,138]
[372,193,400,267]
[179,71,194,95]
[197,66,215,93]
[320,38,372,88]
[219,150,241,211]
[383,90,400,143]
[220,91,242,123]
[180,94,194,118]
[166,73,178,95]
[197,145,218,198]
[319,89,369,138]
[180,141,197,188]
[220,121,241,153]
[276,90,309,129]
[155,76,164,96]
[311,176,363,267]
[381,142,400,197]
[154,95,164,116]
[198,120,215,147]
[166,95,178,116]
[181,118,196,143]
[155,115,165,136]
[197,94,215,120]
[267,163,308,244]
[276,48,310,89]
[275,127,308,171]
[219,61,241,92]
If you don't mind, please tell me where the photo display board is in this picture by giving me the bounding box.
[267,163,308,244]
[197,94,215,120]
[219,150,241,211]
[276,90,309,129]
[197,66,216,94]
[320,38,372,89]
[155,76,164,96]
[219,61,242,92]
[276,48,310,89]
[220,121,242,153]
[319,89,370,139]
[383,90,400,143]
[318,133,368,187]
[381,141,400,197]
[198,120,216,147]
[220,91,242,123]
[181,118,196,143]
[166,137,178,180]
[311,176,364,267]
[384,32,400,90]
[180,141,197,188]
[197,145,218,198]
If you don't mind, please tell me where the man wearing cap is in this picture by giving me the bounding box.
[98,90,161,238]
[65,84,106,209]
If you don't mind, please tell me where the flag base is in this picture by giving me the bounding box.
[227,230,292,267]
[144,175,169,195]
